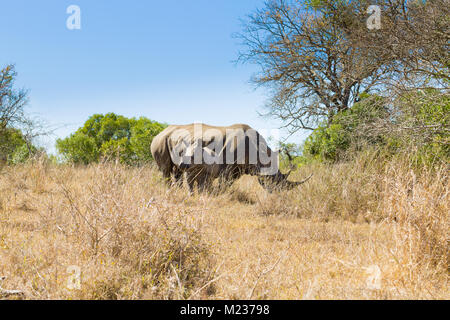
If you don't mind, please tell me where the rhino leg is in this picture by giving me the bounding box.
[186,167,213,193]
[186,169,198,193]
[197,175,213,193]
[217,166,242,191]
[170,167,184,187]
[161,167,172,184]
[217,174,235,191]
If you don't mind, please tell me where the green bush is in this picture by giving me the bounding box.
[56,133,99,165]
[303,94,388,162]
[302,90,449,165]
[398,89,449,166]
[10,143,38,164]
[0,128,37,164]
[56,113,167,165]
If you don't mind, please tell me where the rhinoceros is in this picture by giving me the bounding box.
[150,123,311,192]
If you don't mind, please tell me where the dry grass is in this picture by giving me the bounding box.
[0,153,448,300]
[0,160,215,299]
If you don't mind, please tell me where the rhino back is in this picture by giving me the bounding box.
[151,123,272,174]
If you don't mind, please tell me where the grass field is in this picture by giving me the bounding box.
[0,153,448,299]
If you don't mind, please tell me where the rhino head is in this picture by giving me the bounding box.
[258,171,313,192]
[257,147,312,192]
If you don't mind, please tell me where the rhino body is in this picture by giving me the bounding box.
[151,123,311,192]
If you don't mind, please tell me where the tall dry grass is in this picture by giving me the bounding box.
[242,151,448,298]
[0,152,448,299]
[0,159,216,299]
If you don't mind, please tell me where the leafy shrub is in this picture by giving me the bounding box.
[302,89,449,166]
[396,89,449,166]
[303,94,388,162]
[10,143,38,164]
[56,113,166,165]
[56,133,98,165]
[0,128,38,164]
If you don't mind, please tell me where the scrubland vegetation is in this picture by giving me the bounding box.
[1,0,448,300]
[0,149,447,299]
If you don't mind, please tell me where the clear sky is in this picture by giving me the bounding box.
[1,0,309,152]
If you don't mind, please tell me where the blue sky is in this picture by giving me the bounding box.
[1,0,310,152]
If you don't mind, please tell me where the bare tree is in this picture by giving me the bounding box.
[353,0,449,148]
[237,0,396,133]
[0,64,51,162]
[357,0,449,91]
[237,0,449,134]
[0,65,29,131]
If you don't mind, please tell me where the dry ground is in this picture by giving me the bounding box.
[0,154,448,299]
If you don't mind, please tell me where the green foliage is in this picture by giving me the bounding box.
[0,128,25,157]
[56,113,166,165]
[130,117,166,163]
[0,128,36,164]
[302,90,449,165]
[10,143,38,164]
[303,94,388,162]
[303,123,349,161]
[398,89,450,166]
[56,133,99,165]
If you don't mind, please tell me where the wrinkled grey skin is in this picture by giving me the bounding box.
[151,123,312,192]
